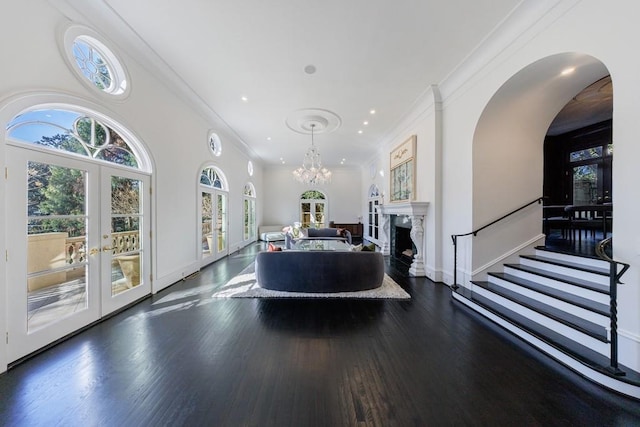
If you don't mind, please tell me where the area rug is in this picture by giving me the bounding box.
[212,263,411,299]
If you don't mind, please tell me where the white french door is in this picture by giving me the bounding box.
[200,188,228,264]
[6,147,150,362]
[100,167,151,315]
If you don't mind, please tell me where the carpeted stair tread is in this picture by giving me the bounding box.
[488,272,609,317]
[453,287,640,386]
[472,281,607,342]
[504,263,609,294]
[521,254,610,276]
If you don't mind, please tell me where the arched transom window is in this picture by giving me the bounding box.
[244,183,255,197]
[200,166,227,189]
[7,108,145,170]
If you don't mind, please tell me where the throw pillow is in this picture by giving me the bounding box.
[350,243,363,251]
[268,243,282,252]
[361,243,376,252]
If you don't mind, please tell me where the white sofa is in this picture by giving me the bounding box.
[258,225,286,242]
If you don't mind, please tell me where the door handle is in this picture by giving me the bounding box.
[89,248,100,256]
[102,246,113,252]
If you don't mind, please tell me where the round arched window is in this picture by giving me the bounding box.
[208,132,222,157]
[62,25,130,98]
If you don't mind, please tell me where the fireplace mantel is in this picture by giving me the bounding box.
[376,202,429,277]
[377,202,429,217]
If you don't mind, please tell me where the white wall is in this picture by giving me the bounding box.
[369,86,443,281]
[440,0,640,370]
[471,54,609,272]
[367,0,640,370]
[0,0,256,372]
[262,166,362,226]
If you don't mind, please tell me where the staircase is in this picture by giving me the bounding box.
[452,246,640,399]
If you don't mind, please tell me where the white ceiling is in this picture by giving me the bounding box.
[60,0,527,166]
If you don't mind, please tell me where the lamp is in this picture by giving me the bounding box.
[292,123,332,185]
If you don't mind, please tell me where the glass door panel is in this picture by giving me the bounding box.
[243,199,256,241]
[7,149,101,362]
[26,163,89,331]
[200,189,228,263]
[216,193,227,254]
[314,202,325,227]
[573,164,598,205]
[248,199,256,240]
[301,202,311,228]
[109,175,141,296]
[100,168,150,316]
[202,192,213,258]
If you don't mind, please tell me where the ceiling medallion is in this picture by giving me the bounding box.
[285,108,342,135]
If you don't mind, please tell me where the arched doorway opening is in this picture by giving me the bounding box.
[543,76,613,254]
[471,53,611,271]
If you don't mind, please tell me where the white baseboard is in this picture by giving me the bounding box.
[153,260,201,293]
[472,234,545,278]
[619,328,640,372]
[425,265,443,283]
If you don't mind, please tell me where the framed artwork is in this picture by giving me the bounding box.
[390,135,416,202]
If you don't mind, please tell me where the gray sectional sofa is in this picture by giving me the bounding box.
[255,250,384,293]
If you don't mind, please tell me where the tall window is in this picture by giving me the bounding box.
[243,183,256,241]
[200,166,228,261]
[367,185,381,240]
[300,190,327,228]
[570,145,612,205]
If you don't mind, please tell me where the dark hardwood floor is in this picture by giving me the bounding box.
[544,229,611,258]
[1,242,639,426]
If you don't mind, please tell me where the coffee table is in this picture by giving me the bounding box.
[292,238,350,251]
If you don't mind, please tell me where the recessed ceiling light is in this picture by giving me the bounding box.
[304,64,317,74]
[369,109,376,115]
[561,67,575,76]
[266,137,272,141]
[363,121,369,125]
[358,130,363,134]
[241,96,248,102]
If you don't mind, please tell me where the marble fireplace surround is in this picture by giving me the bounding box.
[376,202,429,277]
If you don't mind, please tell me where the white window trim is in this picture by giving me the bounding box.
[60,24,131,100]
[208,131,222,157]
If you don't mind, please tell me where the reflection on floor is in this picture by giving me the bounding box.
[27,280,87,331]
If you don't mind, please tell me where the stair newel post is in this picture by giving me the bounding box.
[452,235,459,290]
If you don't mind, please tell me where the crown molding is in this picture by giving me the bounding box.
[47,0,259,161]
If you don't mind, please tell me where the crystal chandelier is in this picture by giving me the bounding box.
[292,124,332,185]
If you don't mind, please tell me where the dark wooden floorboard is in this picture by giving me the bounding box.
[1,242,639,426]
